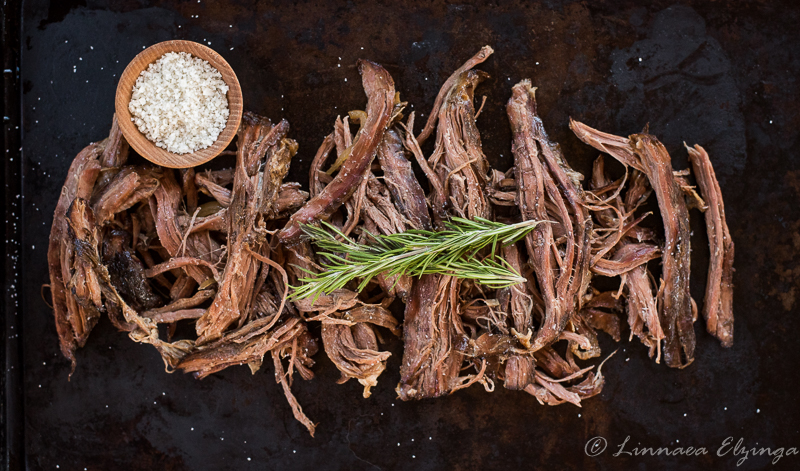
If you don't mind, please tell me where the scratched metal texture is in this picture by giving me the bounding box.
[12,0,800,470]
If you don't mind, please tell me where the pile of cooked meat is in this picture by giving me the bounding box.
[47,47,734,435]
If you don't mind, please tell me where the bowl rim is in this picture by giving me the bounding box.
[114,40,243,169]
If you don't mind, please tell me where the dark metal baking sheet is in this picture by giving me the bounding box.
[8,0,800,469]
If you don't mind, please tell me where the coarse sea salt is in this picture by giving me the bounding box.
[129,51,229,154]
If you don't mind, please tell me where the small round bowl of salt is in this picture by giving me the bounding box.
[115,40,243,168]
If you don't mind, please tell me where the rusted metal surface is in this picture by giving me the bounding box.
[13,0,800,469]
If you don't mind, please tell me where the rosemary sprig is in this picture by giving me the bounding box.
[290,217,546,301]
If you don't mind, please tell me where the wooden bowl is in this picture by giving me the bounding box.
[115,40,243,168]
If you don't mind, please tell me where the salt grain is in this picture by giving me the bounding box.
[129,52,229,154]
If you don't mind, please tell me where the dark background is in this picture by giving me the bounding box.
[4,0,800,469]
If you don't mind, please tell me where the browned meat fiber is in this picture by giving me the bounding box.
[687,144,734,348]
[47,49,734,435]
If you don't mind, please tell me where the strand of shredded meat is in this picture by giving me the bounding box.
[687,144,734,347]
[507,81,593,356]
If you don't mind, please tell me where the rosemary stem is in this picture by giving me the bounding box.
[290,217,546,301]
